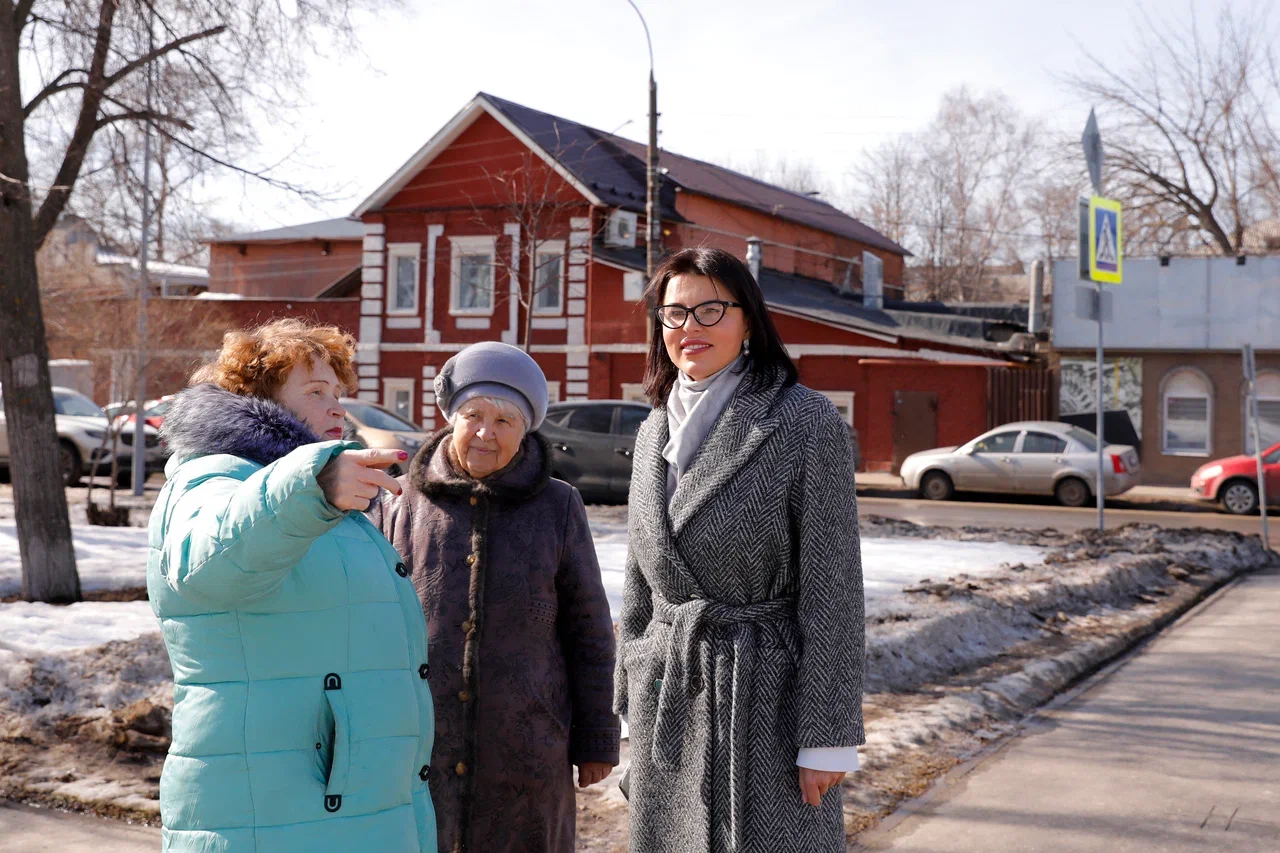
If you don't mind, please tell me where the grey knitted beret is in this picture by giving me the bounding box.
[434,341,549,432]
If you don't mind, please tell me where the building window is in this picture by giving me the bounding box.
[449,236,496,315]
[546,381,561,404]
[382,378,416,425]
[1245,371,1280,455]
[623,271,646,302]
[1162,368,1213,456]
[387,243,421,314]
[819,391,855,426]
[533,241,564,314]
[620,383,648,404]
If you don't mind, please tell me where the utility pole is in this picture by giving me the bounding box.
[131,12,155,496]
[626,0,660,279]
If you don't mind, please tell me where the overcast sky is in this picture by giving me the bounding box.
[209,0,1223,232]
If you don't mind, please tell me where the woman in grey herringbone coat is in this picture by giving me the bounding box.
[615,248,865,853]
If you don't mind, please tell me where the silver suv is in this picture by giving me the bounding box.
[0,386,163,486]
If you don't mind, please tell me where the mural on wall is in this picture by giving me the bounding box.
[1059,358,1143,432]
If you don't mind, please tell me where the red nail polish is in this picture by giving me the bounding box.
[398,451,409,460]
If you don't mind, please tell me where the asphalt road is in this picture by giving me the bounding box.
[859,494,1267,536]
[0,801,158,851]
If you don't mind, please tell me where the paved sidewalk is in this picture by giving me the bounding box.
[856,569,1280,852]
[0,801,158,851]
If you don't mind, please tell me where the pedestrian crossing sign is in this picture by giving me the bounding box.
[1088,196,1122,284]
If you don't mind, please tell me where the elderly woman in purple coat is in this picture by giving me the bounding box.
[369,342,620,853]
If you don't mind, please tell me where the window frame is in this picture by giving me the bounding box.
[532,240,565,316]
[620,383,648,404]
[1244,371,1280,456]
[1161,368,1213,457]
[386,242,421,315]
[546,381,561,405]
[818,391,855,427]
[381,378,416,426]
[1018,431,1068,455]
[564,404,615,435]
[448,235,497,316]
[972,431,1021,454]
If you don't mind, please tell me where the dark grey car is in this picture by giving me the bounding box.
[537,400,651,503]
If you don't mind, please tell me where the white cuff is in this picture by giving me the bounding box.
[796,747,861,773]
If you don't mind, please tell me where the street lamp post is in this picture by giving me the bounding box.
[625,0,660,279]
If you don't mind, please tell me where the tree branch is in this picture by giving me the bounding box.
[102,25,227,88]
[14,0,37,34]
[23,68,92,118]
[95,110,193,132]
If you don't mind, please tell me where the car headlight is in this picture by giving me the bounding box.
[395,434,422,450]
[1199,464,1223,480]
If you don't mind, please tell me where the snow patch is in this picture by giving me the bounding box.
[0,522,150,596]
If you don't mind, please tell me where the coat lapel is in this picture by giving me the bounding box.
[630,415,706,598]
[668,376,787,536]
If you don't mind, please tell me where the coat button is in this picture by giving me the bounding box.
[395,562,409,578]
[419,765,431,782]
[465,554,477,566]
[455,762,468,777]
[418,664,430,680]
[462,620,473,633]
[458,690,471,702]
[469,496,478,506]
[689,675,704,694]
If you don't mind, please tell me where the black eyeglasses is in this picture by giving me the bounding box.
[655,300,742,330]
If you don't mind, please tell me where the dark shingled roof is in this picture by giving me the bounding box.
[481,94,908,257]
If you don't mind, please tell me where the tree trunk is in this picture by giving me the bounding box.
[0,16,82,603]
[523,238,535,354]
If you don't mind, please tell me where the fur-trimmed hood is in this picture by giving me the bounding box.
[408,427,552,502]
[160,383,325,467]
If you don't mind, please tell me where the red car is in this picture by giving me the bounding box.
[1190,442,1280,515]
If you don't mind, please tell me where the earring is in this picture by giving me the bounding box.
[742,339,751,354]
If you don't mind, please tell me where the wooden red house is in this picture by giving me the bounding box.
[213,93,1049,472]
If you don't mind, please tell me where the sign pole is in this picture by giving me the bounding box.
[1245,345,1270,551]
[1095,278,1105,532]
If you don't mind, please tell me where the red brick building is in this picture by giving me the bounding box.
[213,94,1048,471]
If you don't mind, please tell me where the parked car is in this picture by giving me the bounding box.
[900,421,1141,507]
[0,386,164,486]
[537,400,652,504]
[339,398,430,477]
[1189,443,1280,515]
[108,395,176,430]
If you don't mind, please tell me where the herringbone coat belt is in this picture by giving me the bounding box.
[651,595,800,850]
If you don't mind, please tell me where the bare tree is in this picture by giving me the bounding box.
[1,0,386,602]
[723,151,836,198]
[464,138,601,353]
[1064,5,1280,255]
[850,134,917,248]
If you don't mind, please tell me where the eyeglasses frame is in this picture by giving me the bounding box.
[654,299,743,330]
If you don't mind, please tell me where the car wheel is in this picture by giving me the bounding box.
[1221,479,1259,516]
[60,442,83,487]
[920,470,954,501]
[1055,477,1091,508]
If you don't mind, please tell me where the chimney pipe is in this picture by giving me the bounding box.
[1029,259,1045,335]
[862,251,884,310]
[745,237,762,282]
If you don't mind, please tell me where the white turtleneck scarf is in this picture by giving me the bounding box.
[657,353,860,775]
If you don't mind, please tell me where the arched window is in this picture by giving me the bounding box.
[1244,371,1280,455]
[1161,368,1213,456]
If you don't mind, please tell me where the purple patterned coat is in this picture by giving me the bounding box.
[368,428,620,853]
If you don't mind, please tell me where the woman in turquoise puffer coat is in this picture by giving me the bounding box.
[149,319,436,852]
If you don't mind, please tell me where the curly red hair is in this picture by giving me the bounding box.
[192,318,358,399]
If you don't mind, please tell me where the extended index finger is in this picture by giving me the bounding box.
[345,448,406,469]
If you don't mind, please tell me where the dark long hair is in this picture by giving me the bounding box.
[642,247,798,406]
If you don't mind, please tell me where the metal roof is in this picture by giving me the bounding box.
[215,218,365,244]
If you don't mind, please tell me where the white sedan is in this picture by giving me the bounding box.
[899,421,1141,507]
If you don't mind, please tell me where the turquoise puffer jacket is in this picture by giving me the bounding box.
[149,385,436,852]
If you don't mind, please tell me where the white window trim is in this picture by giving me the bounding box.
[532,240,566,316]
[448,235,497,316]
[382,378,416,425]
[1244,371,1280,455]
[1162,391,1213,457]
[620,383,648,404]
[819,391,855,426]
[623,270,647,302]
[386,242,421,315]
[546,381,561,404]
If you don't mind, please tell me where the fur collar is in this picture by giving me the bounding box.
[160,383,322,467]
[409,427,552,502]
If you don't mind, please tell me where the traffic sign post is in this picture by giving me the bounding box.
[1243,344,1270,551]
[1080,110,1122,533]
